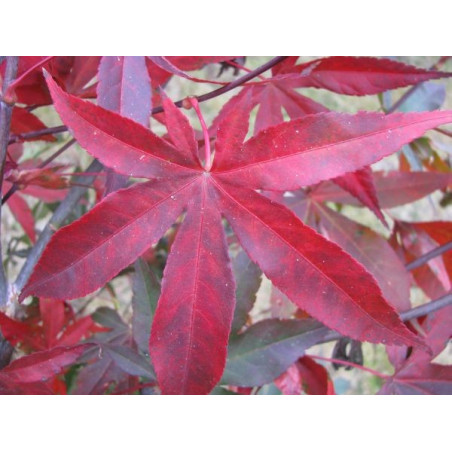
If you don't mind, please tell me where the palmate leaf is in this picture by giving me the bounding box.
[20,74,452,394]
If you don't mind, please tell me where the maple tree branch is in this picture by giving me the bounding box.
[14,159,103,294]
[400,292,452,321]
[405,240,452,271]
[8,125,68,144]
[7,56,289,143]
[0,56,19,305]
[386,84,420,114]
[158,56,288,113]
[434,127,452,139]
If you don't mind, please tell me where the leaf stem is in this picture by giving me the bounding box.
[0,56,19,305]
[307,354,389,379]
[188,98,211,170]
[434,127,452,139]
[405,240,452,271]
[8,125,67,144]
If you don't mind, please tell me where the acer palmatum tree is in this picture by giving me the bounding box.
[0,56,451,395]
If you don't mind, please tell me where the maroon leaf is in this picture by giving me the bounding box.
[214,111,452,190]
[97,56,151,126]
[0,344,91,383]
[313,204,411,311]
[333,167,386,225]
[380,361,452,395]
[40,299,66,348]
[212,180,422,346]
[315,171,452,208]
[97,56,152,194]
[275,356,332,395]
[4,192,36,242]
[150,179,235,395]
[46,74,200,178]
[21,178,197,300]
[284,57,452,96]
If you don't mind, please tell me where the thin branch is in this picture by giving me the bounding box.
[38,137,77,168]
[14,159,103,293]
[386,84,420,114]
[8,125,68,144]
[406,240,452,271]
[0,56,19,305]
[434,127,452,139]
[7,57,289,143]
[400,292,452,322]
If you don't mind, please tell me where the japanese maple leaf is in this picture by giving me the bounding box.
[213,57,452,224]
[20,73,452,394]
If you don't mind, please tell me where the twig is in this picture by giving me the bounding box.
[0,56,19,305]
[434,127,452,139]
[406,240,452,271]
[7,57,289,143]
[14,159,103,293]
[8,125,68,144]
[400,292,452,321]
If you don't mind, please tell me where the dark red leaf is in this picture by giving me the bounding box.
[333,167,386,225]
[286,57,452,96]
[21,178,198,300]
[214,111,452,190]
[212,180,422,347]
[0,344,91,383]
[150,179,235,395]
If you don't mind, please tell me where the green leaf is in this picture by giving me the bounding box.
[231,251,262,334]
[221,319,328,386]
[132,258,160,352]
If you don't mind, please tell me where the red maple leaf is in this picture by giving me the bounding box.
[19,72,452,394]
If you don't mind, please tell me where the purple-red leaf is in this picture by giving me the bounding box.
[214,111,452,191]
[212,180,422,347]
[286,57,452,96]
[150,179,235,395]
[21,178,197,300]
[46,73,200,178]
[333,167,386,225]
[0,344,90,383]
[97,56,151,126]
[313,204,411,311]
[97,56,152,194]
